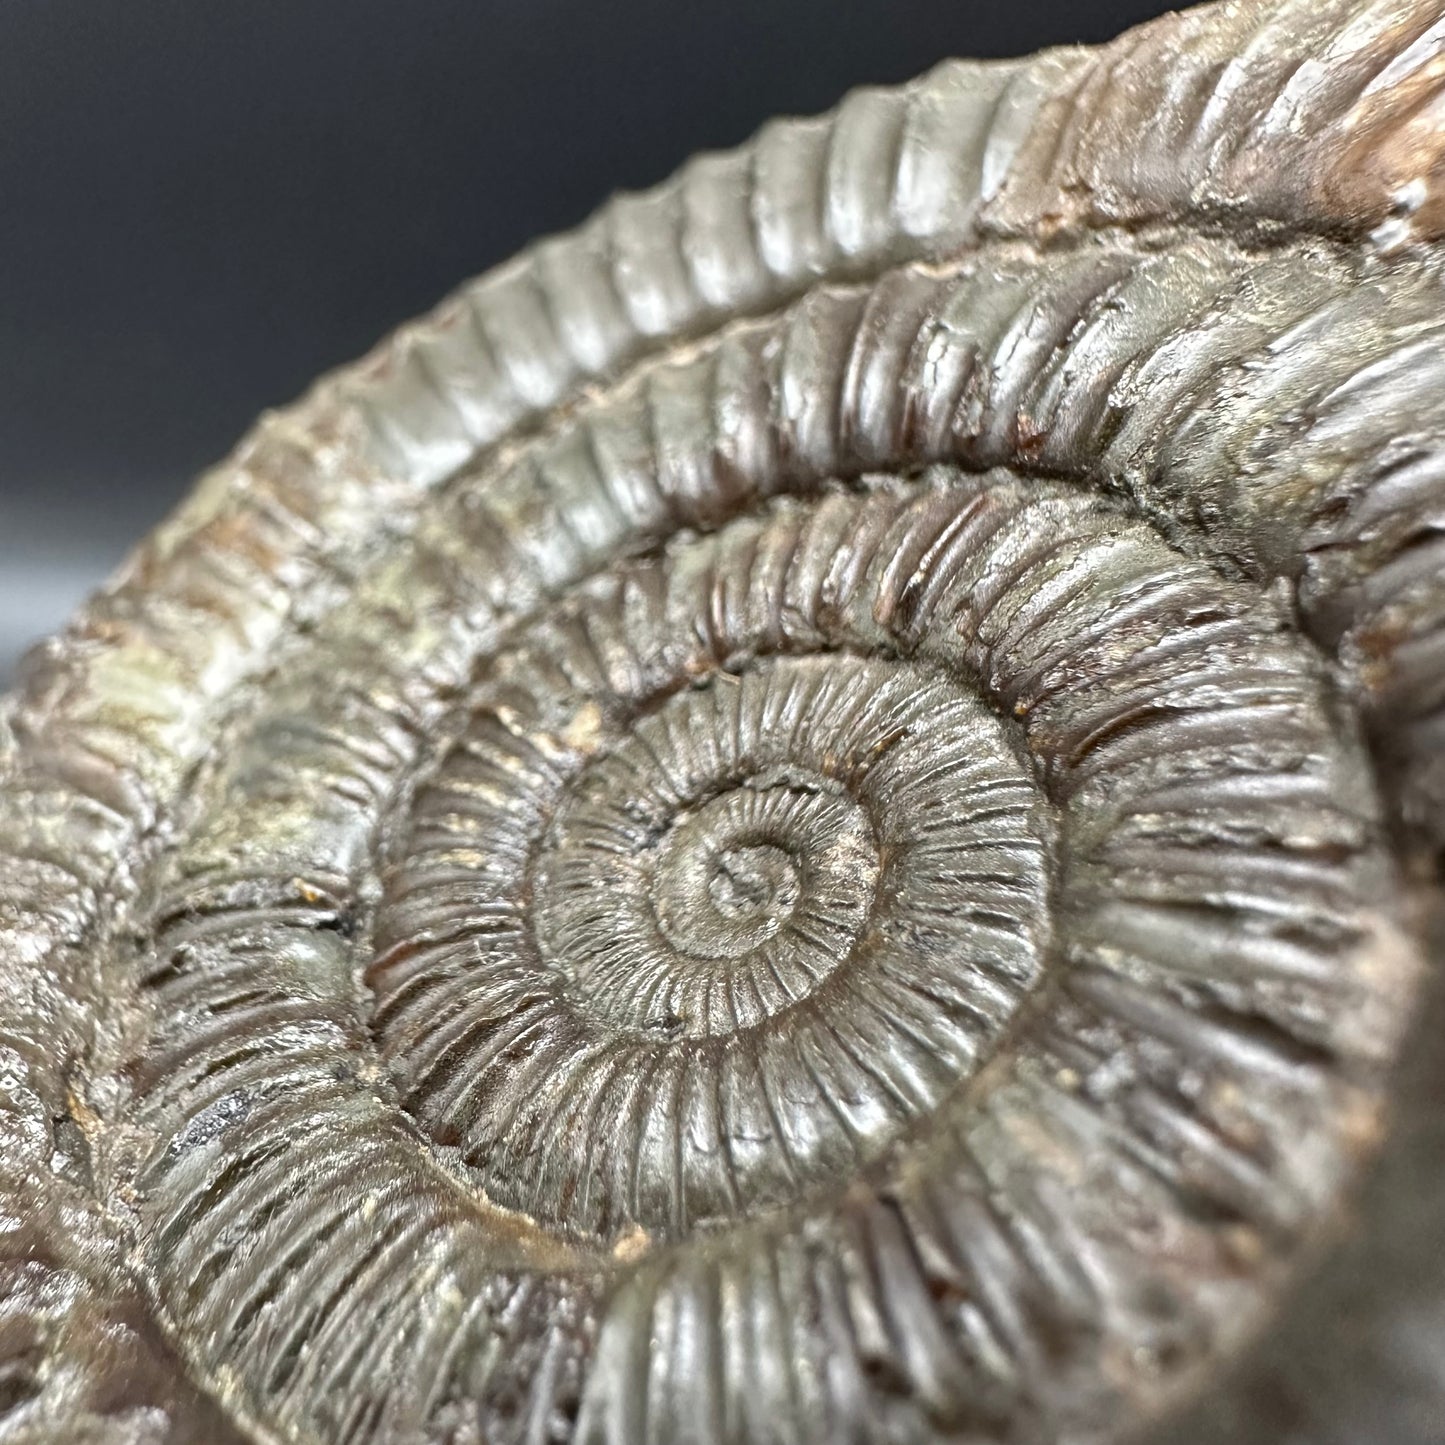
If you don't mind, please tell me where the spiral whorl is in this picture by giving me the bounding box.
[2,2,1444,1442]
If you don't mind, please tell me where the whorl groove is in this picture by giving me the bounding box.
[1,2,1444,1442]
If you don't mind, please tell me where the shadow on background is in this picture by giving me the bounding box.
[0,0,1171,678]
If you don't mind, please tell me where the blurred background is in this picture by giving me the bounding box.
[0,0,1172,681]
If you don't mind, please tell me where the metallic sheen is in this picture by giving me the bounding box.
[2,2,1444,1442]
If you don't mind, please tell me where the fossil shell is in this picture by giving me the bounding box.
[2,1,1445,1442]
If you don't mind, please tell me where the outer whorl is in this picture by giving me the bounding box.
[2,1,1445,1441]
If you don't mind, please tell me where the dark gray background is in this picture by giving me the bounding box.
[0,0,1171,679]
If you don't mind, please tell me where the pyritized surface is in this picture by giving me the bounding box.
[1,2,1444,1443]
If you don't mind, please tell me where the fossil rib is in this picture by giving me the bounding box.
[2,2,1444,1442]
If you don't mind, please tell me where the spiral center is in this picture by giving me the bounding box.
[647,783,853,963]
[709,843,797,920]
[374,648,1057,1238]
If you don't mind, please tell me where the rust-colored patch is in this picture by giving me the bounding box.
[1323,29,1445,241]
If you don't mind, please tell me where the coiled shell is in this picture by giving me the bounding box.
[2,2,1444,1442]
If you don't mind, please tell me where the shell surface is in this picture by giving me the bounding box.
[2,1,1445,1442]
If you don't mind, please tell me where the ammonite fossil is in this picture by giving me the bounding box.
[4,0,1445,1441]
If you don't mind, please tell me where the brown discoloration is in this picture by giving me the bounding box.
[1327,74,1445,244]
[987,2,1445,246]
[3,2,1445,1442]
